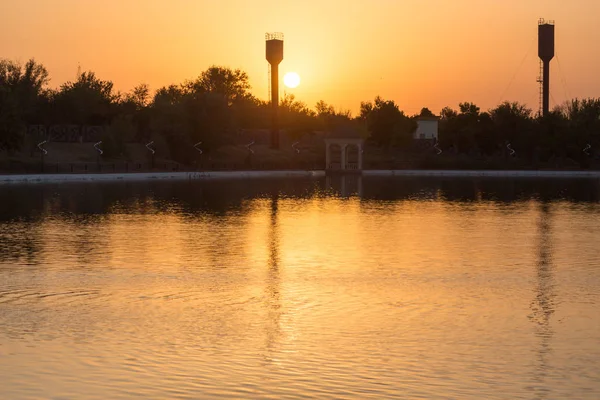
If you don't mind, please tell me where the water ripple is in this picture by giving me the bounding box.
[1,179,600,398]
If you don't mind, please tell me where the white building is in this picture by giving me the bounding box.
[414,117,439,140]
[324,126,364,171]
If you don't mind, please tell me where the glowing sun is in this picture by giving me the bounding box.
[283,72,301,88]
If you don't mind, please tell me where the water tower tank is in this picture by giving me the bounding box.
[538,22,555,62]
[266,33,284,65]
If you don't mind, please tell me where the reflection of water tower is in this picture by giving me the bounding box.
[266,32,283,149]
[538,19,555,116]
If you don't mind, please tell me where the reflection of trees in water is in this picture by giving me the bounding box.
[528,202,556,399]
[0,180,325,220]
[0,186,47,264]
[0,221,43,265]
[2,177,597,267]
[1,178,599,223]
[360,177,600,203]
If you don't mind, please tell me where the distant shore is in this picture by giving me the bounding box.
[0,170,325,184]
[1,169,599,184]
[365,170,600,178]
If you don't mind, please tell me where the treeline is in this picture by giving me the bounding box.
[0,59,336,163]
[1,58,600,166]
[359,98,600,167]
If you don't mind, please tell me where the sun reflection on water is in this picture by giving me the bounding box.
[0,178,600,398]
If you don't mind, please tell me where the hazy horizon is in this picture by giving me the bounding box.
[3,0,599,114]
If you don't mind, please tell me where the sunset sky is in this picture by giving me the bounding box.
[2,0,599,115]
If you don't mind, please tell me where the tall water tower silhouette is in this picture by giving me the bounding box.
[538,19,555,116]
[266,32,283,149]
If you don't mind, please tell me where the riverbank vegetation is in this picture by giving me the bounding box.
[1,58,599,170]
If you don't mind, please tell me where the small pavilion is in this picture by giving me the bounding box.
[324,125,365,171]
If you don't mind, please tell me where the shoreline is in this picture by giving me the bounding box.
[0,169,599,184]
[364,169,600,178]
[0,170,325,184]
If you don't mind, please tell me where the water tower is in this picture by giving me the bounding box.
[538,19,555,116]
[266,32,283,149]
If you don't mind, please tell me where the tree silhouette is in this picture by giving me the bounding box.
[0,59,49,150]
[280,94,317,139]
[418,107,435,118]
[360,96,416,148]
[490,102,534,158]
[54,71,117,126]
[184,66,251,106]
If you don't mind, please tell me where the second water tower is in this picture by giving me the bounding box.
[538,19,555,116]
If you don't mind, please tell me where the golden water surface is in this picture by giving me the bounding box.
[1,177,599,399]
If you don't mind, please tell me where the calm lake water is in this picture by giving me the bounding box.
[1,176,600,399]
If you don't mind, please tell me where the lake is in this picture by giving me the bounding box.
[1,176,599,399]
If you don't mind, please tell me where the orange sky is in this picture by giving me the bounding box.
[2,0,599,115]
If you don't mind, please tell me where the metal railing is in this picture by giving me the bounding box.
[0,160,324,174]
[0,161,182,175]
[327,162,360,170]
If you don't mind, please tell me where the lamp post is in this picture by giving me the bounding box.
[94,141,103,170]
[37,141,47,173]
[194,141,203,170]
[146,141,155,169]
[245,140,255,169]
